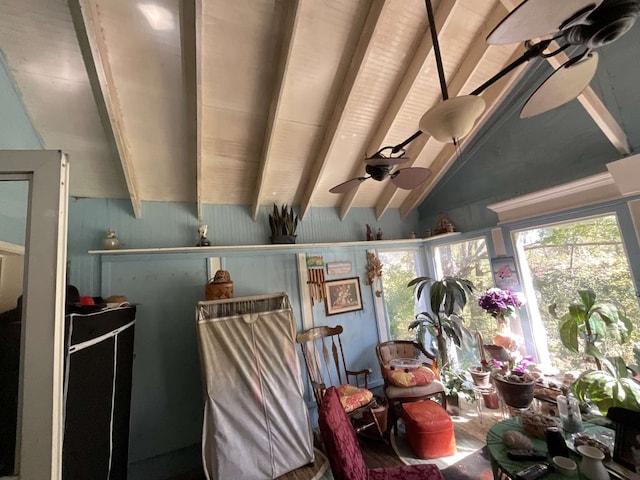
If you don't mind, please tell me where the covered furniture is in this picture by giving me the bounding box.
[401,400,456,459]
[62,305,137,480]
[197,293,313,480]
[376,340,446,435]
[318,386,445,480]
[297,325,383,437]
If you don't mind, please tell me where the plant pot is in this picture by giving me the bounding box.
[469,367,491,387]
[482,391,500,409]
[269,234,296,244]
[446,394,460,415]
[492,371,535,409]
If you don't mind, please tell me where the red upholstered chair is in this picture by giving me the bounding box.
[318,386,445,480]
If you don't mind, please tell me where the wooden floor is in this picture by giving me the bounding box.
[170,398,505,480]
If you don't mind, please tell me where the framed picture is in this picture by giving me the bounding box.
[490,256,522,291]
[324,277,363,316]
[306,255,324,268]
[326,261,352,275]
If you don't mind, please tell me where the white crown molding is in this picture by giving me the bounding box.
[487,172,620,223]
[606,154,640,197]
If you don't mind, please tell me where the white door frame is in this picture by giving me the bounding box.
[0,150,68,480]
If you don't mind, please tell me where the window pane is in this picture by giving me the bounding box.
[432,237,494,368]
[379,250,419,341]
[514,215,640,371]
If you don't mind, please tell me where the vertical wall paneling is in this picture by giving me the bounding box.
[368,248,388,344]
[296,253,313,330]
[102,255,207,464]
[206,257,221,281]
[491,227,506,257]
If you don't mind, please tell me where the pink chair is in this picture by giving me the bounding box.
[318,386,444,480]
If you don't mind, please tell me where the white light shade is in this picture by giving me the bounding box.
[419,95,486,143]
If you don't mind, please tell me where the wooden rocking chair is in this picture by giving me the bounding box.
[296,325,384,438]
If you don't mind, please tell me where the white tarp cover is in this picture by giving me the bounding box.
[197,293,314,480]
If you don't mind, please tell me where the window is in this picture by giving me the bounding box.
[378,250,422,341]
[514,214,640,371]
[432,237,494,368]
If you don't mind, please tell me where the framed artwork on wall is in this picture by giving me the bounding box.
[490,256,522,291]
[324,277,363,316]
[326,261,352,275]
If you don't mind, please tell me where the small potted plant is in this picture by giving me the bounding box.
[268,204,299,244]
[440,367,475,414]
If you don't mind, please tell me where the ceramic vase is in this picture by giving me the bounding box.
[103,230,119,250]
[577,445,609,480]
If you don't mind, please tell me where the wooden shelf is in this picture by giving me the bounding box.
[88,237,428,256]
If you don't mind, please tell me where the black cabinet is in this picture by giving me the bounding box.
[63,305,136,480]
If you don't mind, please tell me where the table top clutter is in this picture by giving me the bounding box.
[486,417,621,480]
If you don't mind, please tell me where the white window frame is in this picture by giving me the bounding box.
[0,150,68,480]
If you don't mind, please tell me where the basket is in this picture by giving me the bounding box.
[521,410,558,439]
[205,282,233,300]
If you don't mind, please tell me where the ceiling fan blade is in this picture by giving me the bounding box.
[520,52,598,118]
[364,155,410,167]
[487,0,603,45]
[329,177,367,194]
[390,168,431,190]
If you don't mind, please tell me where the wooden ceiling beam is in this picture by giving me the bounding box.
[338,0,457,221]
[497,0,630,154]
[399,45,529,218]
[545,49,630,154]
[298,0,387,220]
[251,0,302,221]
[181,0,200,219]
[375,2,509,220]
[68,0,142,218]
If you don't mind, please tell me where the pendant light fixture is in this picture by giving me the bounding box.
[418,0,486,144]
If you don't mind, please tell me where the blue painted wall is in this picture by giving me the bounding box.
[0,56,42,246]
[66,197,420,478]
[0,181,28,246]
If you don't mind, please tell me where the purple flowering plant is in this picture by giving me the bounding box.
[478,287,523,318]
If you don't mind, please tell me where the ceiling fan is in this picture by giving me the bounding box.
[418,0,640,139]
[487,0,640,118]
[330,0,639,194]
[328,147,431,194]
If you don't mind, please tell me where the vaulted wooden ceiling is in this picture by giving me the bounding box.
[0,0,630,220]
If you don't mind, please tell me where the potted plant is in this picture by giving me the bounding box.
[469,331,491,387]
[407,276,475,370]
[440,367,475,414]
[571,364,640,415]
[550,289,640,414]
[551,289,633,371]
[268,204,299,244]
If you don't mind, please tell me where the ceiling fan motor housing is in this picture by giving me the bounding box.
[365,164,391,181]
[564,0,640,48]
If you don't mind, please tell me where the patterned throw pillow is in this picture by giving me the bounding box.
[383,364,435,387]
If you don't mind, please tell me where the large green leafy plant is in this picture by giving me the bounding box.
[551,289,633,370]
[408,276,475,370]
[551,289,640,413]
